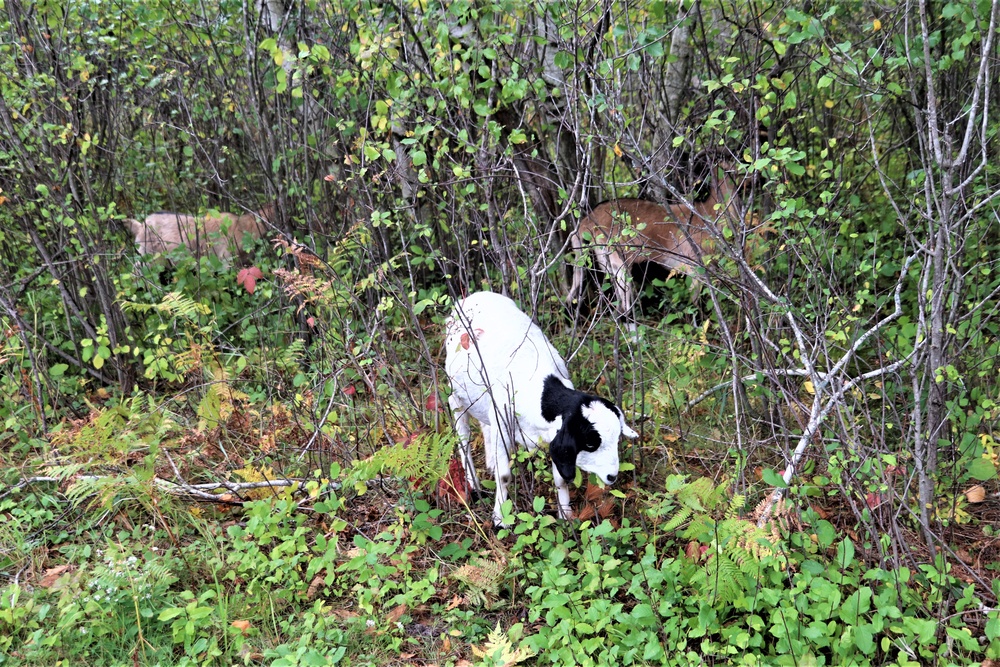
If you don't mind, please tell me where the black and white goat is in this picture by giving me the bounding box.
[444,291,638,526]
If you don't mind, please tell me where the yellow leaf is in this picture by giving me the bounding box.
[825,99,835,109]
[873,18,882,31]
[613,144,623,157]
[803,380,815,395]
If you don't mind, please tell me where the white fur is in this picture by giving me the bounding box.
[444,291,638,526]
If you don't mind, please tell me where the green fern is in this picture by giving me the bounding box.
[277,337,306,373]
[121,291,211,320]
[65,474,149,512]
[725,494,746,520]
[659,475,728,532]
[196,368,249,432]
[657,476,786,607]
[690,549,746,605]
[347,431,457,489]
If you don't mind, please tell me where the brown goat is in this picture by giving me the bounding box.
[126,202,274,263]
[567,166,747,317]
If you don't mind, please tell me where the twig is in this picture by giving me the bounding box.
[1,475,338,504]
[683,368,814,413]
[757,255,919,527]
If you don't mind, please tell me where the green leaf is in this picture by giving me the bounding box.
[50,364,69,377]
[854,624,874,654]
[787,162,805,176]
[839,585,871,625]
[902,617,937,644]
[533,495,545,512]
[815,520,836,547]
[968,457,997,481]
[473,99,491,116]
[782,89,798,111]
[762,468,787,487]
[158,608,184,621]
[836,538,856,568]
[985,614,1000,640]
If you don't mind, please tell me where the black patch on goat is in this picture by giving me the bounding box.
[542,375,609,482]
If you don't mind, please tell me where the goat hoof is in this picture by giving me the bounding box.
[491,521,512,534]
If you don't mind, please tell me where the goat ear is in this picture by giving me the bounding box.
[620,414,639,440]
[549,429,578,484]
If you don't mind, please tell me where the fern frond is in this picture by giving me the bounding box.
[725,495,746,520]
[65,474,147,512]
[122,291,211,320]
[452,555,506,607]
[693,551,745,605]
[278,337,306,372]
[196,370,250,432]
[677,477,714,511]
[680,514,716,542]
[472,622,535,666]
[661,506,692,533]
[42,461,88,481]
[348,431,457,486]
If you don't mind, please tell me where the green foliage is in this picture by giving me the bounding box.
[346,430,457,494]
[2,0,1000,665]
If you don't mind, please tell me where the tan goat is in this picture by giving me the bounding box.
[567,166,746,317]
[126,202,274,263]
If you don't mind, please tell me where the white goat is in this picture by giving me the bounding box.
[126,202,274,263]
[444,291,638,526]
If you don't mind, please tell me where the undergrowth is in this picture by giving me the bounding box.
[2,451,998,666]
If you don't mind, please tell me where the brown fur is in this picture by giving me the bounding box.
[567,166,748,315]
[127,202,274,262]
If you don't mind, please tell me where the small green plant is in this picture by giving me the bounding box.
[158,589,224,663]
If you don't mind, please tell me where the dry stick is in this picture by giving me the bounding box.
[757,254,919,527]
[2,475,333,503]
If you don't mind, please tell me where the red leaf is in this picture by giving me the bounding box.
[458,328,485,351]
[436,457,469,503]
[343,384,357,397]
[237,266,264,294]
[426,394,446,412]
[306,316,316,328]
[865,492,885,509]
